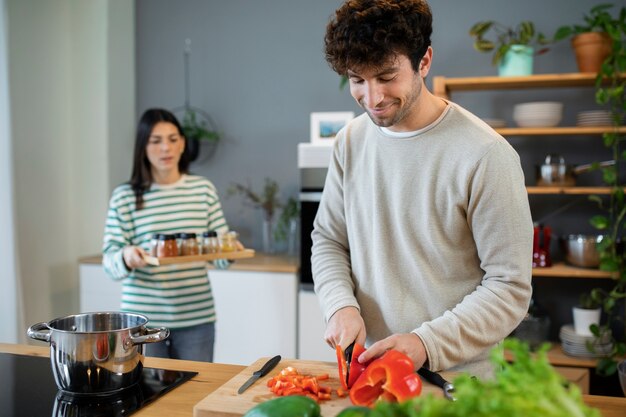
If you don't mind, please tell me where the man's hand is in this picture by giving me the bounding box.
[324,306,366,350]
[358,333,427,370]
[122,246,148,270]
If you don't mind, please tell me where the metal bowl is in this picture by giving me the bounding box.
[563,234,604,268]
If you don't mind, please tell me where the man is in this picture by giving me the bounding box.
[311,0,532,378]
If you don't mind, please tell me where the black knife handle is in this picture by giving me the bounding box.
[417,367,447,388]
[255,354,282,377]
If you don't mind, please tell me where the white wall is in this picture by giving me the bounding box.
[0,0,22,344]
[7,0,134,334]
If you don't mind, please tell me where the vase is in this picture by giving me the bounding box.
[498,45,534,77]
[262,217,275,254]
[572,306,601,336]
[571,32,612,73]
[286,218,298,256]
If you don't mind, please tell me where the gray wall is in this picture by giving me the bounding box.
[135,1,621,341]
[135,0,610,246]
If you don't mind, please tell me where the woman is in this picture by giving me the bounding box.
[102,108,229,361]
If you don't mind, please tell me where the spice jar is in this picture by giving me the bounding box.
[150,234,161,256]
[180,232,199,256]
[157,234,178,257]
[202,230,219,254]
[219,231,239,252]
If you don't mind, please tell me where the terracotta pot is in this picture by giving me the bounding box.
[571,32,612,73]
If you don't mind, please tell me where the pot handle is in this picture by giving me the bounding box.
[126,327,170,348]
[27,322,51,343]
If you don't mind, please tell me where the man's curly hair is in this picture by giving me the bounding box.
[324,0,432,75]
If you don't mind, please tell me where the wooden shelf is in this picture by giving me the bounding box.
[505,344,600,368]
[496,126,626,136]
[526,186,614,195]
[533,262,614,279]
[432,72,626,98]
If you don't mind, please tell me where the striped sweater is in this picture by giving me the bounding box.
[102,174,228,328]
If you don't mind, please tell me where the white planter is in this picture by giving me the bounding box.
[572,307,601,336]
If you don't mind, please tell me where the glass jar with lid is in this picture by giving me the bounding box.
[150,233,162,256]
[202,230,219,254]
[180,232,199,256]
[219,231,239,252]
[157,234,178,257]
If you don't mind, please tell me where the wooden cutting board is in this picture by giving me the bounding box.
[144,249,255,266]
[193,357,446,417]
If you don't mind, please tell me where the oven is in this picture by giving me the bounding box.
[299,188,323,285]
[297,143,331,286]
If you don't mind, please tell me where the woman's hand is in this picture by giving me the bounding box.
[122,246,148,270]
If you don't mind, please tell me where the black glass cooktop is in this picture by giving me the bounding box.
[0,352,197,417]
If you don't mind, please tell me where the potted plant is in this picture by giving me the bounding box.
[573,290,604,336]
[552,3,625,73]
[228,178,283,254]
[179,107,221,163]
[469,20,549,76]
[585,14,626,375]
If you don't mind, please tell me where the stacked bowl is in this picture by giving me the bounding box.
[513,101,563,127]
[559,324,612,358]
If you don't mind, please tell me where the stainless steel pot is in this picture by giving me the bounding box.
[563,234,604,268]
[535,154,614,186]
[27,311,169,395]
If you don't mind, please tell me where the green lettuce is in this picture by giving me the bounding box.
[366,338,600,417]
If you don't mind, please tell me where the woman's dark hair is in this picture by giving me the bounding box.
[129,108,190,210]
[324,0,432,74]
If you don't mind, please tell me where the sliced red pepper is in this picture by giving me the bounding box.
[349,349,422,407]
[336,343,368,389]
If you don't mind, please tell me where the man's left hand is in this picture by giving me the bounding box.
[357,333,427,370]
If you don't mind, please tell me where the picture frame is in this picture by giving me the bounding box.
[310,111,355,144]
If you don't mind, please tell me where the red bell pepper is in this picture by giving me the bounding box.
[348,349,422,407]
[335,343,368,390]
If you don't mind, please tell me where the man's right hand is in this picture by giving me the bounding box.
[324,306,366,350]
[122,246,148,270]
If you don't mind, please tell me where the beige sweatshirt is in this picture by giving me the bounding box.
[311,103,533,378]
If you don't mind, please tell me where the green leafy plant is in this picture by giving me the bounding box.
[348,339,600,417]
[181,108,220,143]
[585,7,626,375]
[228,178,281,221]
[578,288,605,309]
[469,20,549,66]
[552,3,626,41]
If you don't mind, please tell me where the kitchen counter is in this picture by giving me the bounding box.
[2,343,625,417]
[79,252,299,273]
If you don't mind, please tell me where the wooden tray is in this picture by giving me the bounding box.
[193,357,446,417]
[144,249,255,266]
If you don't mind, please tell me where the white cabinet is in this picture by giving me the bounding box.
[297,287,336,362]
[79,264,122,313]
[79,262,299,366]
[211,269,298,365]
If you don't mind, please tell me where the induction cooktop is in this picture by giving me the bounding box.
[0,352,197,417]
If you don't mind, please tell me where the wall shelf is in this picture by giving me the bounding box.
[496,126,626,136]
[526,186,614,195]
[432,72,625,98]
[533,262,614,279]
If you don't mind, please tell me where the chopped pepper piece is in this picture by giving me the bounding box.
[349,349,422,407]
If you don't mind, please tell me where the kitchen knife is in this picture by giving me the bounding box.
[237,355,282,394]
[417,367,456,401]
